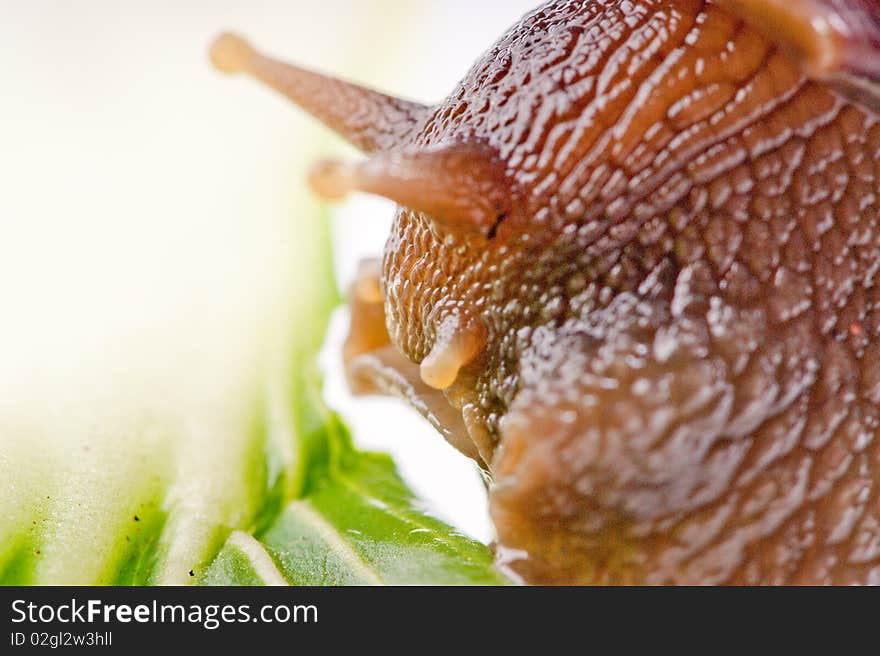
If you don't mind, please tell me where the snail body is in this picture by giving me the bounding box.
[214,0,880,584]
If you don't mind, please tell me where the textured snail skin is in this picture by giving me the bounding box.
[215,0,880,584]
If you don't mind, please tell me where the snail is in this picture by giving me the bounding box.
[211,0,880,585]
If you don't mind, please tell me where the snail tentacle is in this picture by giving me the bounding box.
[308,142,516,236]
[210,33,428,152]
[420,313,487,391]
[719,0,880,111]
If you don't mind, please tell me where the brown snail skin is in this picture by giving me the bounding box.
[212,0,880,585]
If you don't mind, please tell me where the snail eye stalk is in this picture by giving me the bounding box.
[719,0,880,111]
[210,33,429,153]
[307,143,516,237]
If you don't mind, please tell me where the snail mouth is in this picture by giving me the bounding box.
[346,346,486,468]
[342,258,489,467]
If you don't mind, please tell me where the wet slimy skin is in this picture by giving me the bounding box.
[212,0,880,584]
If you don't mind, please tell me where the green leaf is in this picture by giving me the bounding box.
[200,371,508,586]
